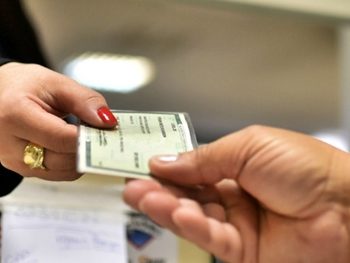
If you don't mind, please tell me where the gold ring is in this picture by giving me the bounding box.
[23,143,46,170]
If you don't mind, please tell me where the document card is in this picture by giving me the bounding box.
[78,110,197,179]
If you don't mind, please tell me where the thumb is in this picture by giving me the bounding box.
[45,72,117,128]
[149,127,255,185]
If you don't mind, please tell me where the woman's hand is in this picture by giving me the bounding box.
[124,125,350,263]
[0,62,117,180]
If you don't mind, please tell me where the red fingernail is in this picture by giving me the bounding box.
[97,107,118,126]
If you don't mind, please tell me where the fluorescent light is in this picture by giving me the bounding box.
[63,52,155,93]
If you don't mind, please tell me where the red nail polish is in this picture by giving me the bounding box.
[97,107,118,126]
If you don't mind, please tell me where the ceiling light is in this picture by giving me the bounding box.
[63,52,155,93]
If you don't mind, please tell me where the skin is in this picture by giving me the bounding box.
[123,125,350,263]
[0,62,116,180]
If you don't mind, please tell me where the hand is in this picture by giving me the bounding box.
[0,62,117,180]
[124,125,350,263]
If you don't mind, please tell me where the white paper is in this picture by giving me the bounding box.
[0,178,128,263]
[1,204,127,263]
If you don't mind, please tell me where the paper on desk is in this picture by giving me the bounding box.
[1,205,127,263]
[0,178,128,263]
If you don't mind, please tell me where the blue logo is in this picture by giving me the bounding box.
[127,212,161,250]
[127,229,154,249]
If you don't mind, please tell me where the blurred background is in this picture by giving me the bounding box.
[23,0,349,145]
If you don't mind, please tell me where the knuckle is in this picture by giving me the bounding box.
[243,124,270,137]
[71,91,106,114]
[28,63,46,73]
[81,86,106,104]
[192,145,220,184]
[0,95,25,124]
[193,144,212,165]
[240,125,277,149]
[85,92,105,105]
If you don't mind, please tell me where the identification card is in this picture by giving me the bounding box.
[77,110,197,179]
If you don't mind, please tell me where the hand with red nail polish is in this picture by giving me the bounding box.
[124,126,350,263]
[0,62,117,182]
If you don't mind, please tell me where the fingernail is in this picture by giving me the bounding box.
[97,107,118,126]
[155,155,178,163]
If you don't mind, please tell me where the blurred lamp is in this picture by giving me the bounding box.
[63,52,155,93]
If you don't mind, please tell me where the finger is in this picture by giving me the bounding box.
[217,180,259,263]
[0,64,116,152]
[148,132,247,185]
[123,179,194,210]
[185,179,258,249]
[123,180,163,210]
[149,125,301,186]
[14,138,77,171]
[178,198,204,214]
[172,207,243,263]
[1,157,81,181]
[124,181,249,262]
[0,136,79,180]
[138,191,181,231]
[9,131,75,170]
[124,182,197,236]
[42,70,117,128]
[5,100,77,153]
